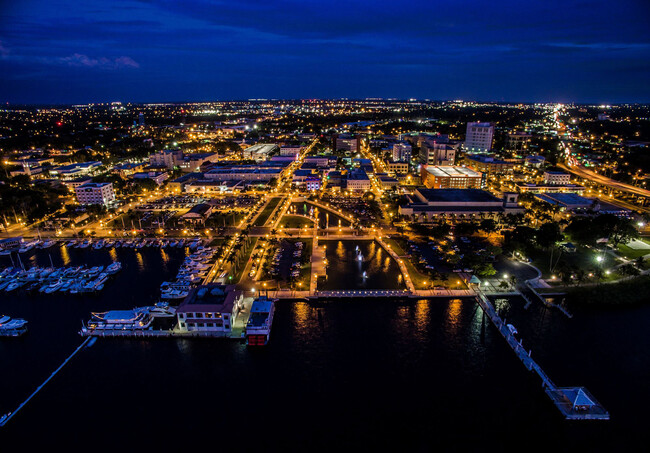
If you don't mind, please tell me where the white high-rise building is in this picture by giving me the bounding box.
[392,142,412,162]
[464,122,494,152]
[75,182,115,206]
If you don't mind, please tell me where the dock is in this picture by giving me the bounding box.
[476,291,609,420]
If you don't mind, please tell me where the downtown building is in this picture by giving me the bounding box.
[464,122,494,152]
[74,182,115,206]
[420,165,483,189]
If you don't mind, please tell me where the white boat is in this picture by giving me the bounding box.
[507,324,518,336]
[83,308,154,333]
[18,243,35,253]
[40,240,56,249]
[161,289,189,300]
[106,261,122,274]
[149,302,176,317]
[5,281,24,292]
[0,315,28,336]
[44,281,65,294]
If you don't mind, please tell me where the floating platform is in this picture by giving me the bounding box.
[546,387,610,420]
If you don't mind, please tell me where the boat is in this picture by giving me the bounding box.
[44,280,65,294]
[5,281,25,292]
[245,295,276,346]
[507,324,518,336]
[149,302,176,317]
[18,242,36,253]
[82,307,154,333]
[0,315,28,336]
[106,261,122,274]
[40,239,56,249]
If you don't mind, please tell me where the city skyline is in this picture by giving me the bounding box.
[1,0,649,104]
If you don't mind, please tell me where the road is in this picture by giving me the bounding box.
[558,162,650,198]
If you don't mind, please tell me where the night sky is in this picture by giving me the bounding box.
[0,0,649,104]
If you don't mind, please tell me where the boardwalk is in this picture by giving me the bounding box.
[476,291,608,420]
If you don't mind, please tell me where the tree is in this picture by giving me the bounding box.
[536,222,563,249]
[479,218,498,236]
[609,218,639,247]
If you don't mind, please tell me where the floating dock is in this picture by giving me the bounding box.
[476,291,609,420]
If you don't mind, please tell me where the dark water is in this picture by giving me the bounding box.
[1,247,649,451]
[320,240,406,291]
[292,201,351,227]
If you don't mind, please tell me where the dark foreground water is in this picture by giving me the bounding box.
[1,247,649,451]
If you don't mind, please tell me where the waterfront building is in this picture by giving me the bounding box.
[176,284,244,334]
[74,182,115,206]
[420,165,483,189]
[464,122,494,152]
[399,188,523,221]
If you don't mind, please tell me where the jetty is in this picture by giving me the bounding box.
[476,291,608,420]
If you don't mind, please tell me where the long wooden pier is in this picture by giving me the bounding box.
[476,291,609,420]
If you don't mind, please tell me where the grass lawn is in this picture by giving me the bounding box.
[617,242,650,260]
[253,197,281,226]
[279,215,315,229]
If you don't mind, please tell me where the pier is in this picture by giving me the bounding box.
[476,291,609,420]
[0,337,92,427]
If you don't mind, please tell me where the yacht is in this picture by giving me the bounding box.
[245,295,276,346]
[40,239,56,249]
[82,307,154,333]
[106,261,122,274]
[18,242,36,253]
[0,315,28,336]
[149,302,177,317]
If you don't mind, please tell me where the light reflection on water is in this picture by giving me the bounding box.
[322,240,404,290]
[60,245,71,266]
[135,251,144,271]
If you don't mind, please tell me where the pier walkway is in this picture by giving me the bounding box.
[265,288,475,300]
[476,291,608,420]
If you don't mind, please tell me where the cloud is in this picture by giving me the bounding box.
[57,53,139,68]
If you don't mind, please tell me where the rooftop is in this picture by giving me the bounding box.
[177,284,241,313]
[423,165,481,178]
[417,188,500,203]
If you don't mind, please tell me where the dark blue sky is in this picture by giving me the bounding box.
[1,0,649,104]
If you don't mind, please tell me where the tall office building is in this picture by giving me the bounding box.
[74,182,115,206]
[464,122,494,152]
[392,142,412,162]
[138,113,145,126]
[419,141,458,166]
